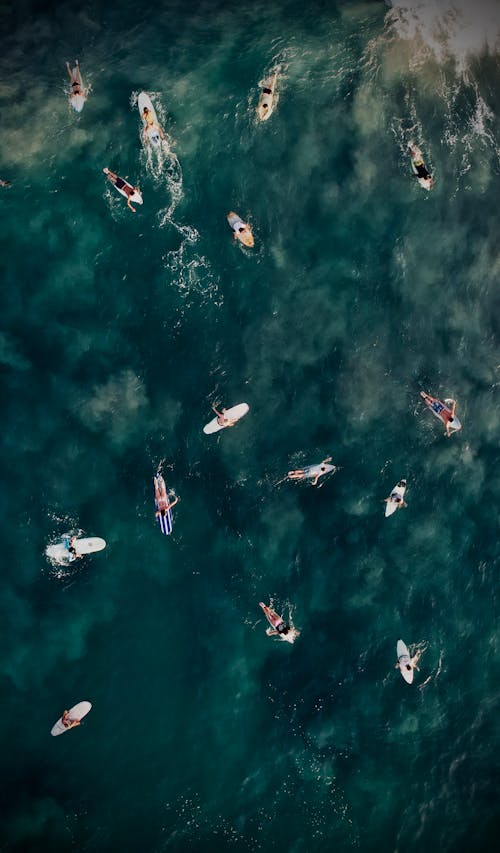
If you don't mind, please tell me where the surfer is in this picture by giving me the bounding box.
[420,392,458,436]
[395,650,421,675]
[227,212,254,247]
[66,60,86,102]
[154,477,179,518]
[103,168,141,213]
[65,536,82,562]
[443,398,457,437]
[287,456,333,486]
[384,481,407,508]
[0,179,11,187]
[61,709,81,729]
[408,142,434,190]
[141,106,165,142]
[259,602,300,642]
[212,404,238,428]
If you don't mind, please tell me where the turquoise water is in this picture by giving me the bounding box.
[1,0,499,850]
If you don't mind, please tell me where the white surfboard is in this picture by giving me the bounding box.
[138,92,163,148]
[51,701,92,736]
[203,403,249,434]
[385,479,407,517]
[71,93,86,113]
[396,640,414,684]
[301,462,336,479]
[46,537,106,565]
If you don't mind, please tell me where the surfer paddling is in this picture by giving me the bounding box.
[287,456,333,486]
[259,602,299,643]
[408,142,434,190]
[103,168,142,212]
[66,60,86,105]
[420,392,459,437]
[141,106,165,143]
[154,476,179,519]
[395,646,422,677]
[61,709,81,730]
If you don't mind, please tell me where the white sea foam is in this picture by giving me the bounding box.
[386,0,500,73]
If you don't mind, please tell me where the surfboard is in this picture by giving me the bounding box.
[256,69,278,121]
[103,168,143,205]
[46,537,106,564]
[154,474,173,535]
[301,462,336,479]
[71,93,86,113]
[409,142,433,190]
[138,92,163,148]
[421,393,461,433]
[51,701,92,736]
[227,212,254,248]
[203,403,249,434]
[396,640,414,684]
[385,479,407,517]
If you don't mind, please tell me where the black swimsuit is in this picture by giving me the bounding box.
[416,163,430,180]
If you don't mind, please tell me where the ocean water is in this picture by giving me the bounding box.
[1,0,499,850]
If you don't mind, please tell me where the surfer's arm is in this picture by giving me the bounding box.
[266,628,279,636]
[126,198,136,213]
[166,496,179,511]
[212,404,223,417]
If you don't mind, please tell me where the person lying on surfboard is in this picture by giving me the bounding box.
[103,168,141,213]
[287,456,333,486]
[154,477,179,519]
[420,392,458,437]
[65,536,83,562]
[259,602,300,642]
[212,404,238,428]
[141,106,165,143]
[62,709,81,729]
[227,213,254,248]
[66,60,86,103]
[408,142,434,190]
[384,482,407,509]
[0,179,11,187]
[395,648,421,675]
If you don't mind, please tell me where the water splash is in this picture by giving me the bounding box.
[386,0,500,74]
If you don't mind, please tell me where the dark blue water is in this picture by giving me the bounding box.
[1,0,499,850]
